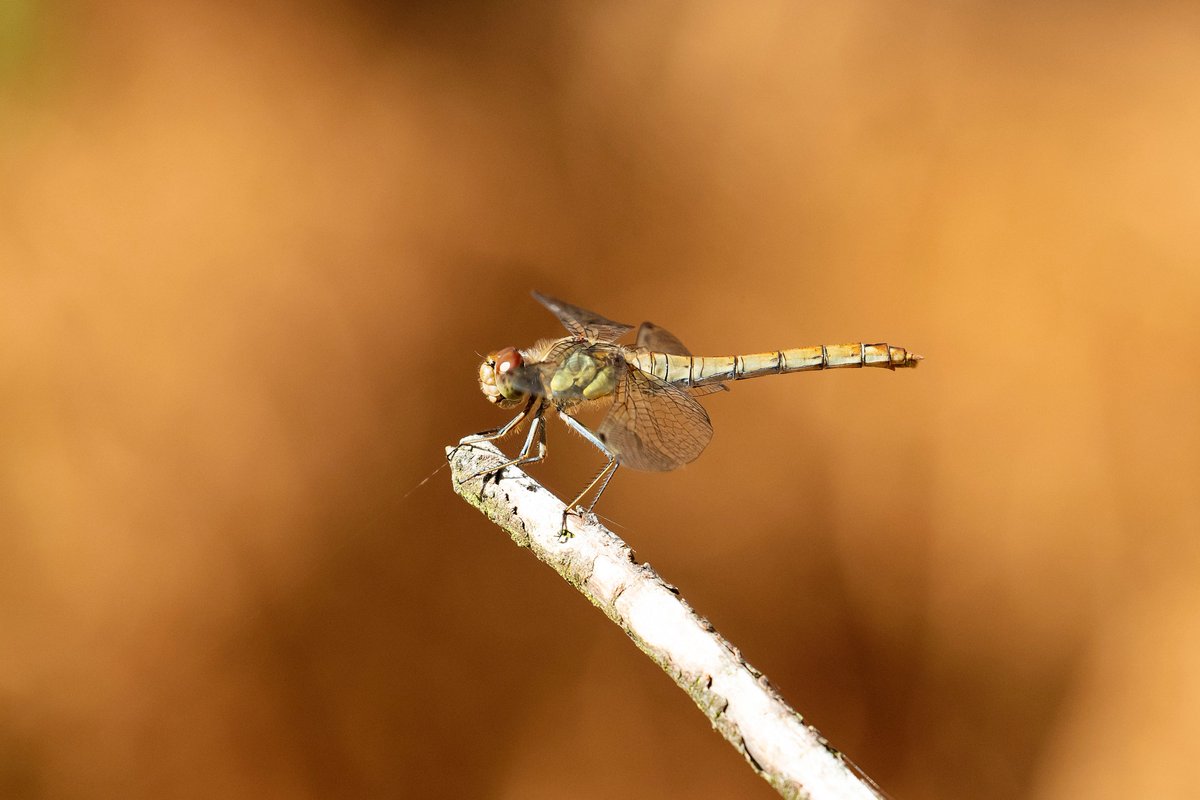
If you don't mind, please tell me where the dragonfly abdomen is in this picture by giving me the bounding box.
[632,344,920,387]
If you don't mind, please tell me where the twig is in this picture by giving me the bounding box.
[447,441,884,800]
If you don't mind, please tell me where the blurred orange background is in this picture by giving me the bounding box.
[2,2,1198,798]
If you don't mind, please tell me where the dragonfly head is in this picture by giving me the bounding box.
[478,347,527,408]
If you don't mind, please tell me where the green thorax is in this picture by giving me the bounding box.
[547,345,621,403]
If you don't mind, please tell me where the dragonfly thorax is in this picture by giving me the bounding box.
[549,348,620,402]
[478,347,527,408]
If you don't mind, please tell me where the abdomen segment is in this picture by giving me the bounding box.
[631,344,921,387]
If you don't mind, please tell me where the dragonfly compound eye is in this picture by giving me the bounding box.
[494,347,522,375]
[479,347,526,406]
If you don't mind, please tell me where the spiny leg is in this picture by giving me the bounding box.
[568,459,619,515]
[557,413,620,539]
[457,396,537,449]
[470,402,547,484]
[585,461,619,513]
[454,396,540,488]
[475,402,549,479]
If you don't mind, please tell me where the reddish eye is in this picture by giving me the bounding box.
[494,347,522,375]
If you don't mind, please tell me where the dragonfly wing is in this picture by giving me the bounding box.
[533,291,634,342]
[597,365,713,472]
[686,383,729,397]
[635,321,729,397]
[635,321,692,354]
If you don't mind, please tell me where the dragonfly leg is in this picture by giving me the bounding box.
[585,461,619,513]
[464,401,547,488]
[453,397,538,485]
[557,413,620,540]
[458,396,537,447]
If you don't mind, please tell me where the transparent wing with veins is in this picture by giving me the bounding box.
[597,358,714,472]
[533,291,634,343]
[636,321,729,398]
[635,321,690,354]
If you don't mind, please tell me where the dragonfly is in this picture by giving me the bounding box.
[461,291,921,537]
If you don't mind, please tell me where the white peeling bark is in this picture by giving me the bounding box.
[447,441,884,800]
